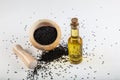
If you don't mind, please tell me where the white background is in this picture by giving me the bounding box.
[0,0,120,80]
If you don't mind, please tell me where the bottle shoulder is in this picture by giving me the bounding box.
[68,36,82,44]
[68,36,82,40]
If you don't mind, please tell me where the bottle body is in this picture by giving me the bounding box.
[68,35,82,64]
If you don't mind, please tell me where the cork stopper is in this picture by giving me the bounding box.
[71,18,79,27]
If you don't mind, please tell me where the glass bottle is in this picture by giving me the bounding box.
[68,18,82,64]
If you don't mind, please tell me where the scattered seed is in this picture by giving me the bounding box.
[107,73,110,75]
[89,66,92,69]
[93,77,96,79]
[14,71,17,73]
[102,61,104,64]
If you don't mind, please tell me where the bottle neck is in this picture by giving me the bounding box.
[71,27,79,37]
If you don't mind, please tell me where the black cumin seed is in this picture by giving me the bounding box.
[34,26,57,45]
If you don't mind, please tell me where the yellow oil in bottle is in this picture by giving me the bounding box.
[68,18,82,64]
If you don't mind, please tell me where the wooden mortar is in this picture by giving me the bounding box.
[29,19,61,51]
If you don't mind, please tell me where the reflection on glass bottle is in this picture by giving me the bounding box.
[68,18,82,64]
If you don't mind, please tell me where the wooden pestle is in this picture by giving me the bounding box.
[13,44,37,69]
